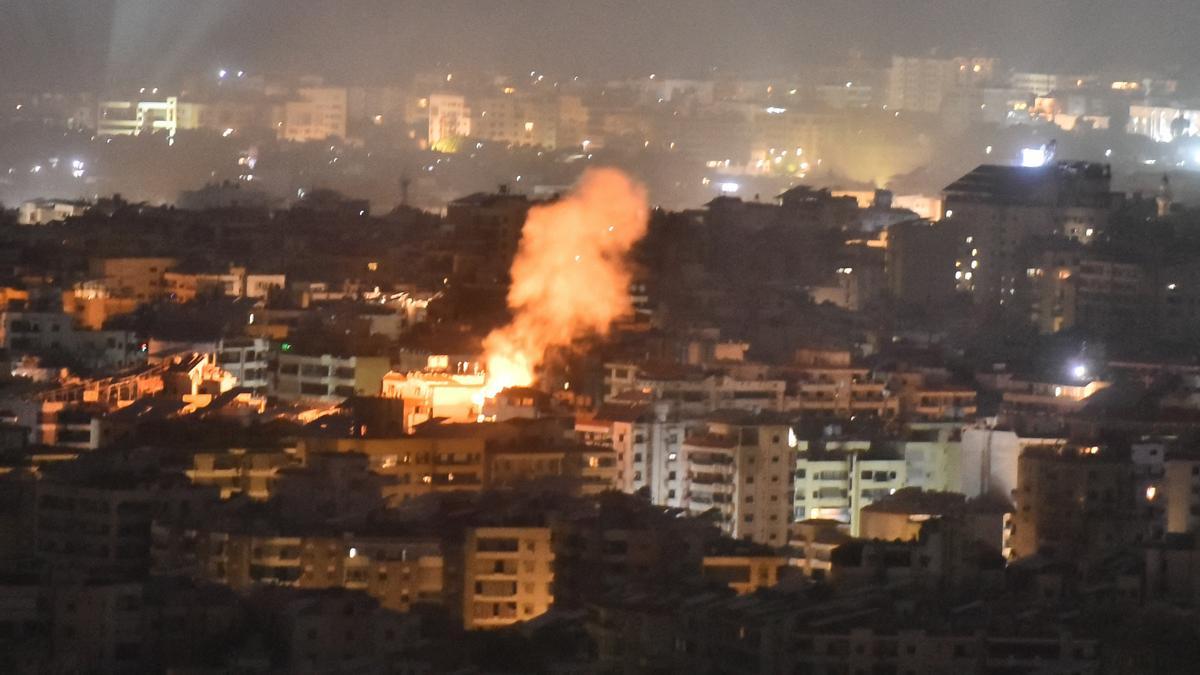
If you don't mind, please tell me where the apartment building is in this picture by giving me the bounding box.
[459,527,555,629]
[681,412,797,545]
[273,353,390,402]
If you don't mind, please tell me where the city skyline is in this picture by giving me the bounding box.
[5,0,1200,89]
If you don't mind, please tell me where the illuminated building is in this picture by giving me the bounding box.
[941,162,1121,305]
[884,56,996,117]
[896,423,964,493]
[457,527,554,629]
[185,448,299,499]
[700,551,788,595]
[277,87,348,142]
[17,199,89,225]
[215,338,272,394]
[0,311,144,371]
[273,353,390,402]
[603,362,787,415]
[176,99,268,134]
[681,412,797,545]
[1164,451,1200,535]
[472,92,560,149]
[61,284,138,331]
[793,440,906,536]
[381,364,488,431]
[427,93,471,152]
[97,96,178,136]
[787,359,899,420]
[1127,104,1200,142]
[153,526,444,613]
[88,256,178,301]
[576,402,689,504]
[1027,247,1144,335]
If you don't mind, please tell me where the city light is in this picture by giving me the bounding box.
[719,182,740,193]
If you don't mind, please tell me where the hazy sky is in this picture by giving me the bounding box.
[3,0,1199,89]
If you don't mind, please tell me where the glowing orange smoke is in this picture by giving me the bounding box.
[480,168,649,397]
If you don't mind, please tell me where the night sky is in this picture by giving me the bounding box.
[2,0,1199,89]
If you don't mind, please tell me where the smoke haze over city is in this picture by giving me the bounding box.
[6,0,1200,88]
[9,2,1200,672]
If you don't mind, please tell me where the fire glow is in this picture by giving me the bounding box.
[477,168,649,401]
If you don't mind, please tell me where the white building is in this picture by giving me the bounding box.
[575,401,691,505]
[0,311,143,371]
[793,441,906,536]
[216,337,272,394]
[897,423,963,493]
[273,352,390,402]
[428,93,471,151]
[959,425,1066,500]
[18,199,89,225]
[97,97,178,137]
[680,413,797,546]
[604,362,786,415]
[278,87,348,142]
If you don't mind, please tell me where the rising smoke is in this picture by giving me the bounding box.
[480,168,649,396]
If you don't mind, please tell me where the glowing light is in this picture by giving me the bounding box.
[218,69,228,79]
[719,182,740,193]
[348,547,357,558]
[479,169,649,398]
[1021,146,1049,167]
[765,106,787,114]
[1146,486,1158,501]
[1071,363,1089,380]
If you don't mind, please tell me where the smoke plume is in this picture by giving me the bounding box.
[481,168,649,396]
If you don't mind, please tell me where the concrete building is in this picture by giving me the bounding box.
[459,527,555,629]
[0,311,144,371]
[215,337,272,393]
[1011,445,1142,561]
[1165,451,1200,534]
[942,162,1122,305]
[885,56,972,113]
[794,441,906,536]
[575,401,690,504]
[1028,247,1145,334]
[898,422,963,492]
[472,92,560,148]
[604,362,787,415]
[428,93,471,152]
[18,199,89,225]
[278,87,347,142]
[960,426,1066,500]
[152,526,443,614]
[273,353,390,402]
[88,257,178,301]
[185,448,299,500]
[97,97,178,137]
[681,413,797,545]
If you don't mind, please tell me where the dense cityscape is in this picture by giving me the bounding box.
[6,2,1200,673]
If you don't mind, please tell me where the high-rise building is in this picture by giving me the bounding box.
[278,87,347,142]
[427,93,471,152]
[458,527,555,629]
[680,412,796,545]
[941,162,1122,305]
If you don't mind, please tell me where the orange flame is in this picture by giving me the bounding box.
[481,168,649,397]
